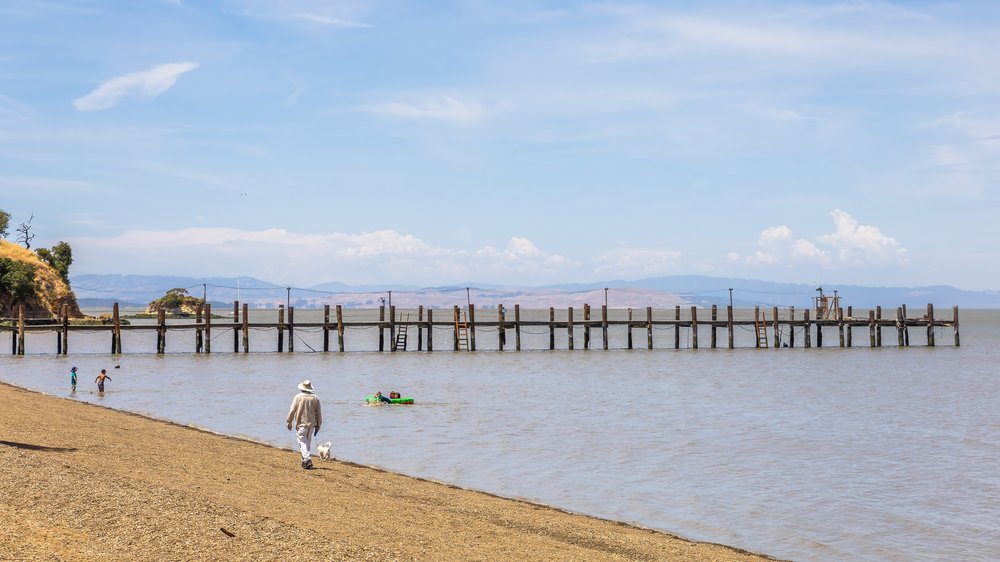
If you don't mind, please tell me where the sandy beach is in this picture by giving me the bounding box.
[0,382,773,561]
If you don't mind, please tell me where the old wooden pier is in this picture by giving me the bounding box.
[2,301,960,355]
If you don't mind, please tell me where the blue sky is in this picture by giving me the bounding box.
[1,1,998,289]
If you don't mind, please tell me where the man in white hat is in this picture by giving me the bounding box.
[286,379,322,469]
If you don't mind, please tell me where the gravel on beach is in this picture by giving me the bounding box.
[0,382,774,561]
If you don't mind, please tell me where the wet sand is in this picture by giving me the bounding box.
[0,382,774,561]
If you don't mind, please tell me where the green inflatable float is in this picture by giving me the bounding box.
[365,395,414,405]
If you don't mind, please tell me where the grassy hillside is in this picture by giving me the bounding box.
[0,240,82,318]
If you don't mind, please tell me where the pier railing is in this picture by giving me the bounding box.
[1,302,959,355]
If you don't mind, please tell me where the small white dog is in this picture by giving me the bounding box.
[317,441,332,461]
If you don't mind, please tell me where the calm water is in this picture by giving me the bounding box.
[1,310,997,561]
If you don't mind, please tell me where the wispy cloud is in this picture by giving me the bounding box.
[73,62,199,112]
[361,96,487,124]
[0,175,101,193]
[294,13,369,27]
[593,248,682,277]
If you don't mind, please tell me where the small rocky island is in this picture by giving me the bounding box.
[143,288,206,317]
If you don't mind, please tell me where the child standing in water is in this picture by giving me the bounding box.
[95,369,111,393]
[70,366,78,392]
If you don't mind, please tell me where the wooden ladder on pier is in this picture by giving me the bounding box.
[456,312,470,351]
[755,315,769,348]
[394,313,409,351]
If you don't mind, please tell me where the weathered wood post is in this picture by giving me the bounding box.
[469,304,477,352]
[56,304,63,355]
[953,306,960,347]
[788,306,796,348]
[323,305,330,352]
[838,307,845,348]
[754,307,761,349]
[453,306,460,351]
[113,302,122,354]
[869,310,876,348]
[601,304,608,350]
[336,305,345,352]
[583,304,590,350]
[195,303,203,353]
[710,305,717,349]
[691,306,699,349]
[876,306,883,347]
[896,306,906,347]
[241,303,249,353]
[727,305,734,349]
[674,305,681,349]
[816,309,823,348]
[772,306,779,348]
[389,305,396,352]
[514,304,522,351]
[846,306,853,348]
[426,308,434,351]
[926,304,935,347]
[157,306,166,354]
[627,308,633,350]
[567,307,574,350]
[646,306,653,350]
[498,305,506,351]
[417,305,424,351]
[902,304,910,347]
[61,304,68,355]
[10,313,15,355]
[204,303,212,354]
[277,305,285,352]
[17,304,25,355]
[288,306,295,353]
[233,301,240,353]
[549,307,555,350]
[379,305,386,352]
[804,310,812,348]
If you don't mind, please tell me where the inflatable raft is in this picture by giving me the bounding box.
[365,395,414,405]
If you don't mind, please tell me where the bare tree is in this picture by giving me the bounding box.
[16,213,35,249]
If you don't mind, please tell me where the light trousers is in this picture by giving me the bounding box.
[296,425,314,462]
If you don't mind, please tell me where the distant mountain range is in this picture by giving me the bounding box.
[69,273,1000,309]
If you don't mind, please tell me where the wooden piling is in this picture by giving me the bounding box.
[322,305,330,352]
[896,307,905,347]
[389,305,396,352]
[336,305,345,352]
[788,306,796,348]
[498,305,506,351]
[902,304,910,346]
[205,304,212,354]
[426,308,433,351]
[17,305,24,355]
[417,306,424,351]
[646,306,653,350]
[601,305,608,351]
[469,304,477,352]
[194,303,203,353]
[583,304,590,350]
[233,301,240,353]
[754,307,761,349]
[379,305,385,352]
[771,306,779,348]
[804,310,812,348]
[926,304,935,347]
[157,307,166,354]
[113,302,122,354]
[56,304,63,355]
[838,307,845,348]
[691,306,699,349]
[953,306,960,347]
[453,306,460,351]
[549,307,555,350]
[567,307,574,350]
[846,306,853,348]
[727,305,734,349]
[868,310,876,348]
[277,305,285,352]
[61,304,68,355]
[816,310,823,348]
[674,305,681,349]
[627,308,633,350]
[288,306,295,353]
[514,304,521,351]
[241,303,249,353]
[710,305,717,349]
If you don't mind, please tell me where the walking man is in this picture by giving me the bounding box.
[286,379,322,469]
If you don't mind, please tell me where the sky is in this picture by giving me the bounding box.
[1,1,999,290]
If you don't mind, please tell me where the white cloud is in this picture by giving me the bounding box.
[294,13,369,27]
[73,62,198,112]
[593,248,682,277]
[361,96,486,124]
[818,209,908,266]
[71,228,577,285]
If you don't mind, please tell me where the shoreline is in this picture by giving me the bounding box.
[0,381,775,560]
